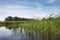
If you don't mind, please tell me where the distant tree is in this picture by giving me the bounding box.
[13,16,18,21]
[5,16,13,21]
[5,16,34,21]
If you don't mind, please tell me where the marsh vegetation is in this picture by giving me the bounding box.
[0,16,60,40]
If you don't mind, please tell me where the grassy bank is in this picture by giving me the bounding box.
[0,17,60,40]
[0,17,60,32]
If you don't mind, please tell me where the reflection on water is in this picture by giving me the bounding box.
[0,26,41,40]
[0,26,60,40]
[0,27,12,37]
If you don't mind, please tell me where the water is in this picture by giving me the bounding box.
[0,26,60,40]
[0,26,41,40]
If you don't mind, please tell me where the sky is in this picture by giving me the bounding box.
[0,0,60,21]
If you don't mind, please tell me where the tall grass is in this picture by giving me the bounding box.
[0,17,60,40]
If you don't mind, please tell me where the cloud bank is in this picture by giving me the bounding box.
[0,0,60,21]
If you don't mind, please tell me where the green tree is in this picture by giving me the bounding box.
[5,16,13,21]
[13,16,18,21]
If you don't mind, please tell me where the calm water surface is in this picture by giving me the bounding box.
[0,26,41,40]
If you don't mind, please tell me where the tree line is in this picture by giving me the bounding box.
[5,16,33,21]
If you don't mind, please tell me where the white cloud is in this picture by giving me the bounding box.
[0,4,59,21]
[45,0,56,3]
[0,5,47,21]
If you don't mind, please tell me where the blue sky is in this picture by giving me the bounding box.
[0,0,60,20]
